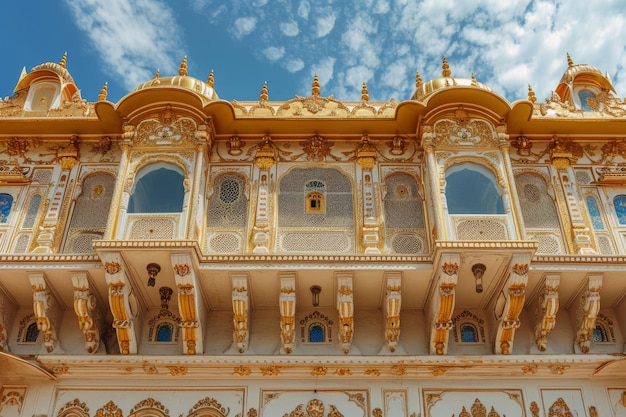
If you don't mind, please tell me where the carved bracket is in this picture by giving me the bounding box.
[231,274,249,353]
[494,253,530,354]
[534,274,560,352]
[101,252,139,355]
[28,272,61,353]
[576,274,603,353]
[384,272,402,352]
[337,273,354,354]
[172,253,203,355]
[71,271,102,353]
[429,253,459,355]
[279,273,296,354]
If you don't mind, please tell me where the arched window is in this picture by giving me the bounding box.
[460,323,478,343]
[305,180,326,213]
[24,322,40,342]
[445,163,504,214]
[578,90,596,111]
[613,195,626,225]
[0,193,14,223]
[156,323,174,342]
[308,323,325,342]
[593,324,608,343]
[128,165,184,213]
[586,196,605,230]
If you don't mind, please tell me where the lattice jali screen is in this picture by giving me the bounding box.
[65,231,104,254]
[388,232,426,254]
[453,216,509,240]
[207,174,248,228]
[574,169,594,185]
[126,215,178,239]
[278,231,353,253]
[13,234,30,253]
[528,232,564,254]
[384,173,425,229]
[32,169,53,185]
[596,234,615,255]
[206,232,243,253]
[515,173,560,229]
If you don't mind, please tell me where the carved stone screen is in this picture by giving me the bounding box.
[384,173,427,254]
[206,173,248,253]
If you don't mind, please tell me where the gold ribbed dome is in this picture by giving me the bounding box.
[557,53,615,93]
[13,52,76,93]
[135,57,218,100]
[411,57,492,101]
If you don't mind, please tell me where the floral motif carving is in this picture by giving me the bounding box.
[174,263,191,276]
[442,262,459,276]
[260,365,280,376]
[129,398,169,416]
[302,135,335,161]
[188,397,229,417]
[104,262,121,275]
[548,398,573,417]
[95,401,123,417]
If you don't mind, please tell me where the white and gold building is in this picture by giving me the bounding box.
[0,53,625,417]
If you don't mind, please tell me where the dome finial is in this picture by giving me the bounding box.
[567,53,574,67]
[471,72,478,86]
[361,82,369,101]
[442,56,451,77]
[98,82,108,101]
[415,71,423,87]
[60,52,67,68]
[527,84,537,103]
[260,81,268,101]
[312,74,320,96]
[179,56,188,76]
[154,69,160,79]
[207,70,215,87]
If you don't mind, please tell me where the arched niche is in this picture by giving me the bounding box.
[128,164,185,213]
[445,163,504,215]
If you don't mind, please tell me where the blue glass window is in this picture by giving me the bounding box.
[128,166,184,213]
[578,91,595,111]
[592,324,607,342]
[0,193,13,223]
[460,323,478,343]
[309,324,325,342]
[613,195,626,225]
[24,322,39,342]
[156,323,173,342]
[446,164,504,214]
[586,196,605,230]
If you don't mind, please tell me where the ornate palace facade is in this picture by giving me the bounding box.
[0,54,625,417]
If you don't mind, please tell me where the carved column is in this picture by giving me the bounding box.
[102,252,140,355]
[422,127,447,240]
[0,291,16,351]
[187,126,210,240]
[28,272,61,353]
[336,273,354,354]
[494,253,530,354]
[356,136,381,253]
[231,273,249,353]
[172,253,204,355]
[532,274,560,352]
[71,271,102,353]
[251,135,276,253]
[384,272,402,352]
[498,128,526,240]
[279,273,296,354]
[428,253,459,355]
[107,138,133,239]
[575,274,603,353]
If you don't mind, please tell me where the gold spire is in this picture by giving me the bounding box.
[98,82,108,101]
[60,52,67,68]
[207,70,215,88]
[260,81,268,101]
[312,74,320,96]
[527,84,537,103]
[179,56,188,76]
[471,72,477,86]
[154,69,160,79]
[415,71,423,87]
[442,56,451,77]
[567,53,574,67]
[361,82,369,101]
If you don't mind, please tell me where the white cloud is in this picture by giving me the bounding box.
[263,46,285,61]
[315,13,336,37]
[63,0,182,90]
[280,21,300,37]
[233,16,257,38]
[312,57,336,87]
[285,59,305,73]
[298,1,311,20]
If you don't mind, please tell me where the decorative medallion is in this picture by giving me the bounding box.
[173,263,191,277]
[104,262,121,275]
[512,264,529,276]
[442,262,459,276]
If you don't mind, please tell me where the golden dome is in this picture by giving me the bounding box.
[13,53,76,93]
[135,57,218,101]
[410,57,492,101]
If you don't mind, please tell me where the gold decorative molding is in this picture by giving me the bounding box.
[95,401,123,417]
[576,275,603,353]
[0,161,31,185]
[337,274,354,354]
[279,273,297,354]
[231,274,249,353]
[384,273,402,352]
[233,366,252,376]
[494,254,530,354]
[534,274,560,352]
[172,253,203,355]
[71,272,101,353]
[430,253,459,355]
[29,271,59,353]
[548,398,573,417]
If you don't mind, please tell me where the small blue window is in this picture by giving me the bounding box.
[445,164,504,214]
[613,195,626,225]
[309,324,325,342]
[460,323,478,343]
[0,193,13,223]
[586,196,604,230]
[156,323,173,342]
[24,322,39,342]
[593,324,607,342]
[128,166,184,213]
[578,91,595,111]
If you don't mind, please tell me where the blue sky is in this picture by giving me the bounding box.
[2,1,626,104]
